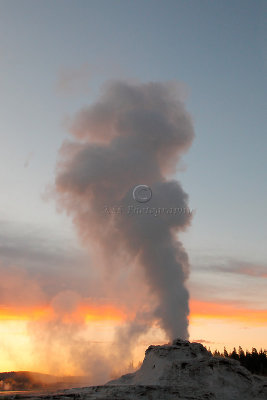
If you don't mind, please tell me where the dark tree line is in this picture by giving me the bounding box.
[211,346,267,376]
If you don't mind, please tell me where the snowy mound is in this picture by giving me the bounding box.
[106,338,267,399]
[108,338,212,386]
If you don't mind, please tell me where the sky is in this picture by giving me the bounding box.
[0,0,266,380]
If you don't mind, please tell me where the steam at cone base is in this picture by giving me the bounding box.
[55,80,195,343]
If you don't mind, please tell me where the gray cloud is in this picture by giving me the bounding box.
[0,221,96,301]
[188,255,267,308]
[192,257,267,278]
[214,262,267,278]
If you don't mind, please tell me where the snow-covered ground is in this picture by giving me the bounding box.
[3,339,267,399]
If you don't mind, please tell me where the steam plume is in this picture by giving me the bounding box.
[55,81,194,341]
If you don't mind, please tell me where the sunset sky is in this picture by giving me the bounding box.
[0,0,266,379]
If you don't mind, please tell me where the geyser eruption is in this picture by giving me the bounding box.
[55,81,194,341]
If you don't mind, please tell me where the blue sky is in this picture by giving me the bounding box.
[0,0,266,339]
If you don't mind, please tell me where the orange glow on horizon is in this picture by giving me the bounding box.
[79,304,127,322]
[0,303,128,323]
[189,299,267,326]
[0,299,266,374]
[0,306,52,321]
[0,299,266,327]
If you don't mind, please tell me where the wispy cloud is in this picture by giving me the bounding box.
[193,258,267,278]
[192,339,215,345]
[214,262,267,278]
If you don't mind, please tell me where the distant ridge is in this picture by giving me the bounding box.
[0,371,88,391]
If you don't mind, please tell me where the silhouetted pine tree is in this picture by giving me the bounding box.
[230,347,239,361]
[212,346,267,376]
